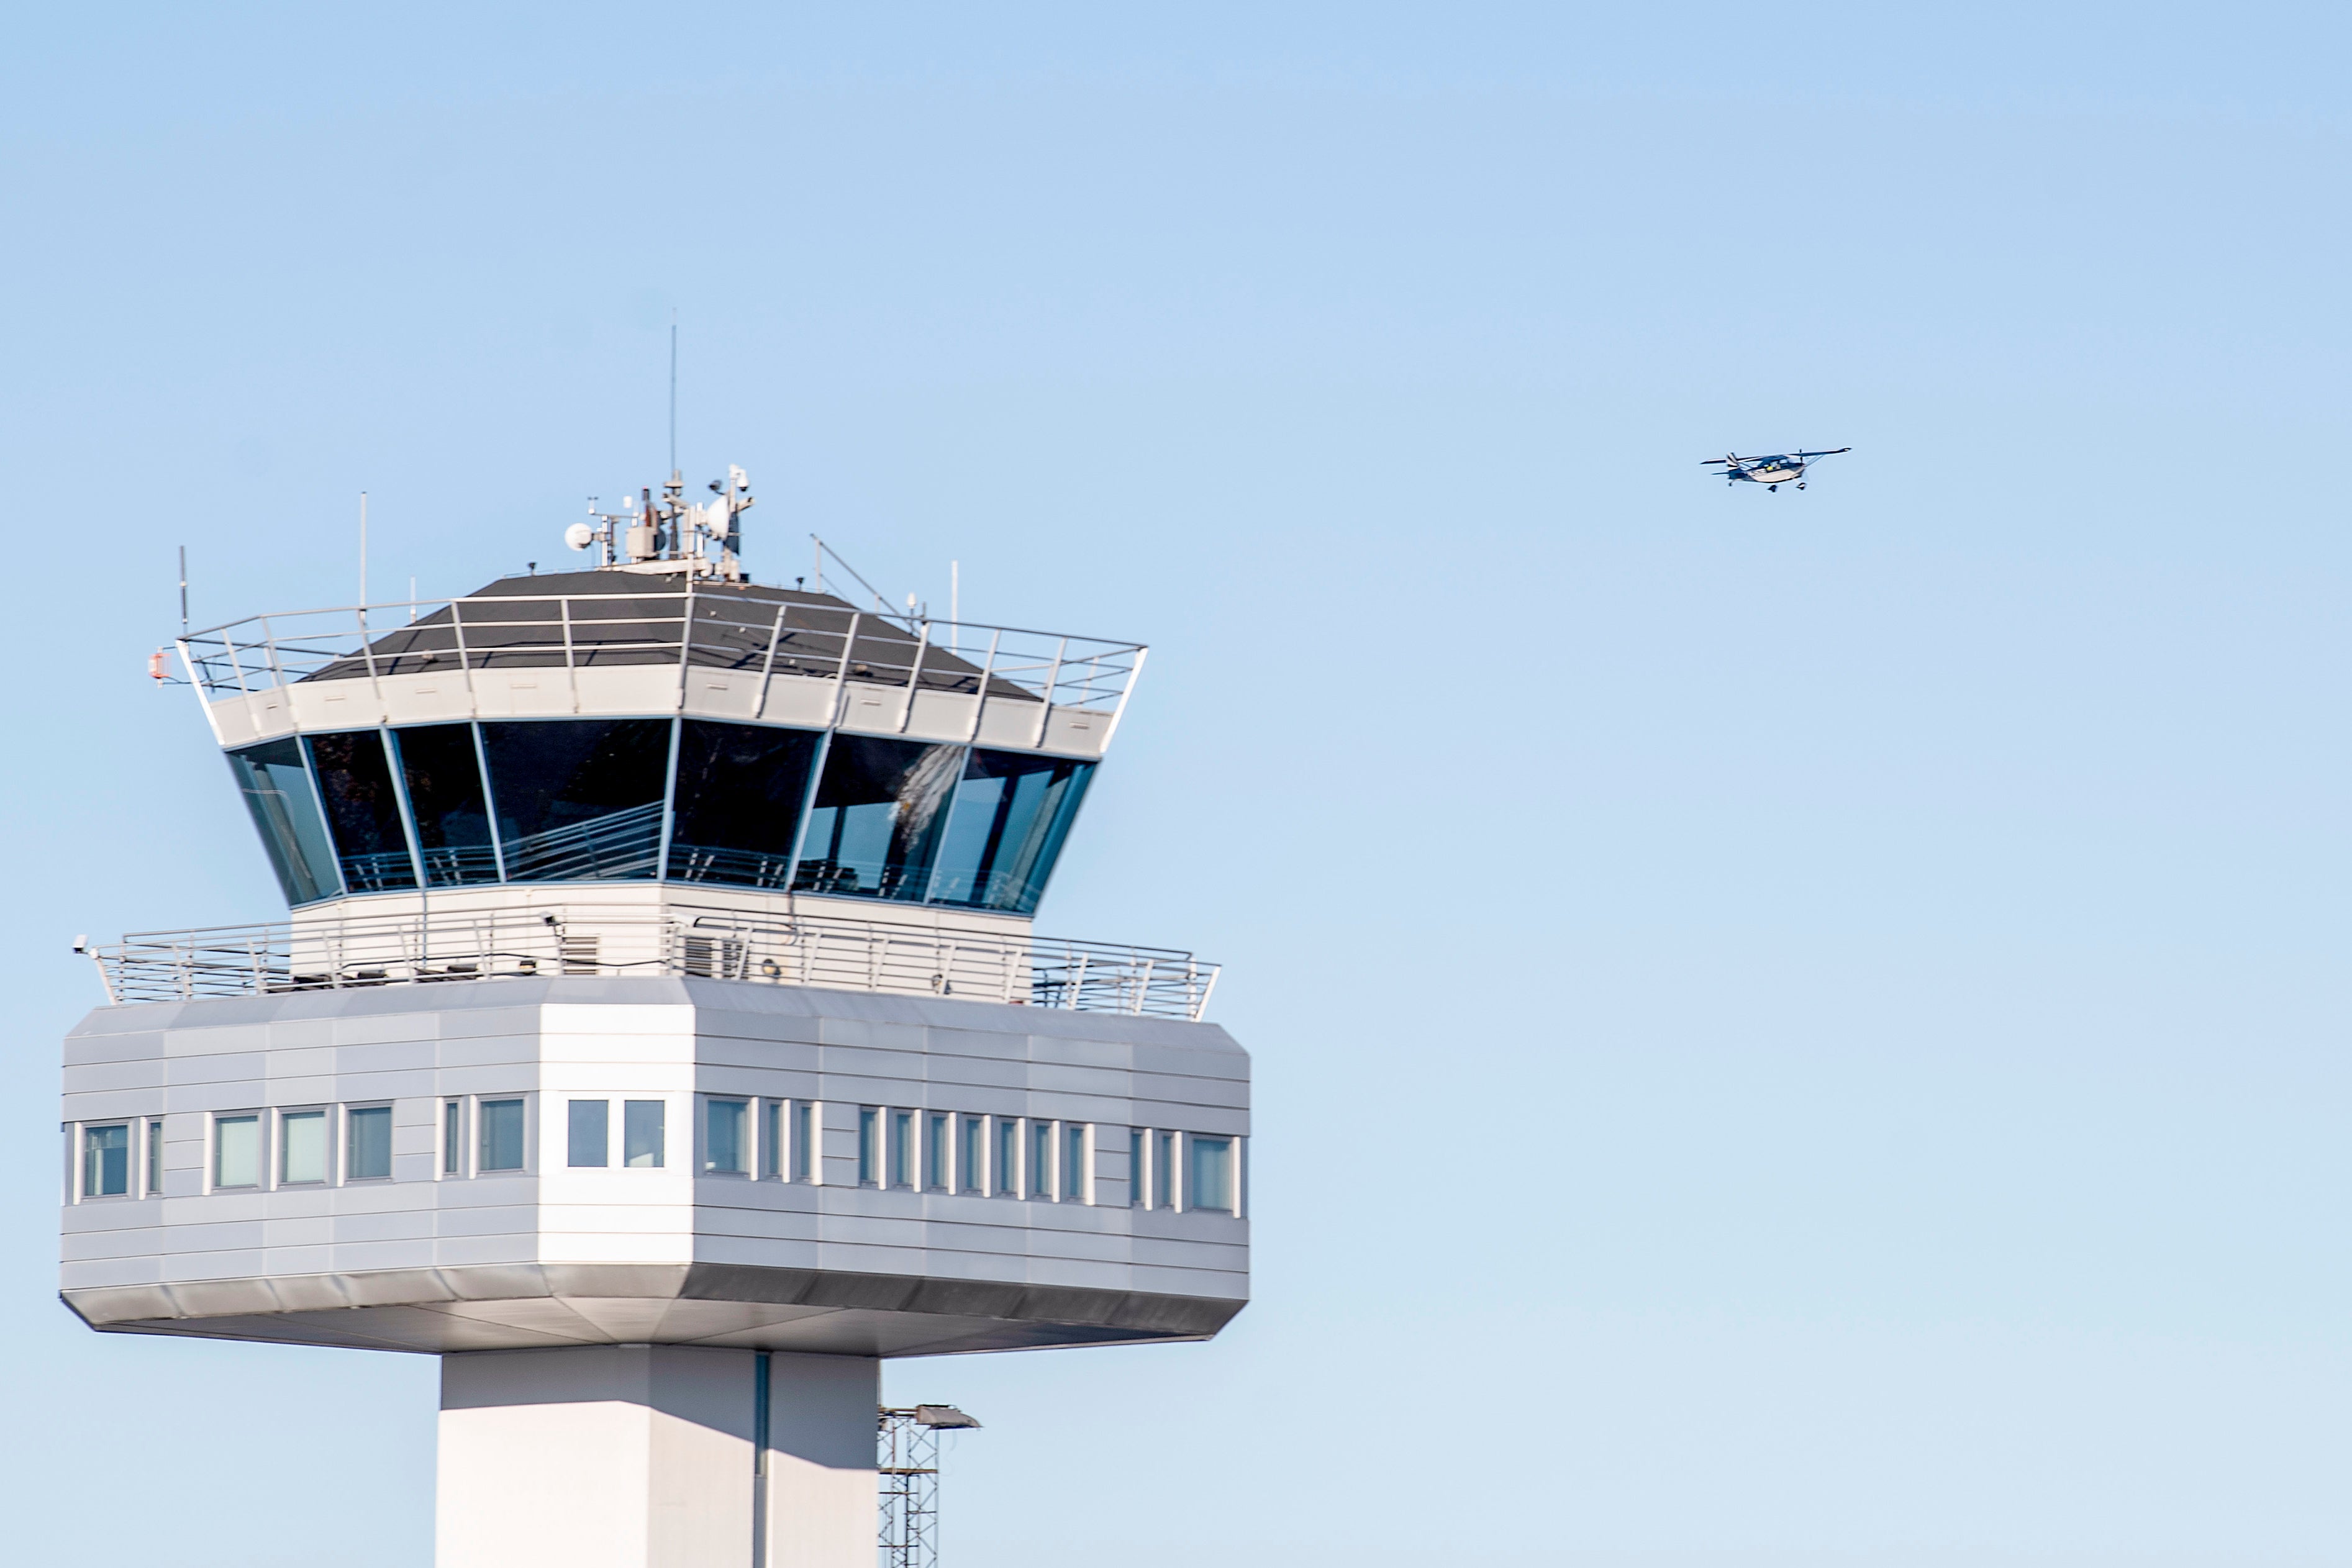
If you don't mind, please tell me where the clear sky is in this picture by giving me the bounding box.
[7,5,2352,1565]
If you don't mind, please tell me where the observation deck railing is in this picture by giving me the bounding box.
[176,586,1146,722]
[83,903,1220,1022]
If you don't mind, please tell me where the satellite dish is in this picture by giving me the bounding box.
[563,522,594,551]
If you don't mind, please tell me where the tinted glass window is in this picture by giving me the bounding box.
[225,738,338,905]
[792,736,960,901]
[668,721,820,889]
[481,719,670,881]
[347,1106,393,1180]
[624,1100,665,1168]
[394,725,500,886]
[479,1099,526,1172]
[83,1125,129,1198]
[568,1099,609,1167]
[307,731,415,893]
[929,750,1094,913]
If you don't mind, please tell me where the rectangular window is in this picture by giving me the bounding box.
[858,1107,879,1185]
[924,1112,950,1191]
[1154,1130,1175,1211]
[479,1099,526,1172]
[1030,1119,1054,1200]
[994,1116,1019,1197]
[1128,1128,1146,1208]
[889,1110,914,1189]
[1189,1135,1235,1214]
[567,1100,609,1167]
[82,1124,130,1198]
[760,1102,781,1177]
[443,1100,463,1176]
[792,1102,814,1182]
[347,1106,394,1181]
[279,1110,327,1184]
[960,1115,984,1194]
[624,1100,665,1168]
[1063,1123,1087,1202]
[146,1118,165,1197]
[705,1099,748,1175]
[215,1114,262,1189]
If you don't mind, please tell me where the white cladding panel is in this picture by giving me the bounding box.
[205,668,1115,758]
[60,977,1248,1351]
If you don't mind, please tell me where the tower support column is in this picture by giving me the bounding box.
[437,1345,879,1568]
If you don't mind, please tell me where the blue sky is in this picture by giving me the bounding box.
[7,6,2352,1564]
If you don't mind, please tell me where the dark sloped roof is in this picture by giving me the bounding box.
[305,569,1037,702]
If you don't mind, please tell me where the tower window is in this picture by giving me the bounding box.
[994,1117,1019,1197]
[1188,1135,1235,1215]
[1128,1128,1145,1208]
[479,1099,526,1172]
[214,1114,263,1190]
[624,1100,665,1168]
[792,736,960,902]
[792,1102,815,1182]
[568,1100,610,1167]
[280,1109,328,1184]
[1153,1130,1175,1211]
[145,1118,165,1196]
[306,729,417,894]
[224,738,339,905]
[347,1105,393,1181]
[928,750,1096,914]
[442,1100,464,1175]
[858,1107,880,1185]
[704,1099,748,1174]
[1062,1123,1087,1202]
[82,1124,130,1199]
[960,1115,984,1194]
[924,1112,950,1191]
[889,1110,915,1188]
[1029,1120,1055,1200]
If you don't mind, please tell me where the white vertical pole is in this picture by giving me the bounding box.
[359,492,368,608]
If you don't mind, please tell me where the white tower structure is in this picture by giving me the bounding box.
[61,473,1249,1566]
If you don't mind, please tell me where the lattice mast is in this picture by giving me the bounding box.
[878,1405,981,1568]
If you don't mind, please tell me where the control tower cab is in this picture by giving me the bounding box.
[60,469,1248,1568]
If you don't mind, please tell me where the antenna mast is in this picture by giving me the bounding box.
[668,314,678,480]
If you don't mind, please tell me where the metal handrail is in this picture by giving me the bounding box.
[83,902,1219,1022]
[176,591,1145,718]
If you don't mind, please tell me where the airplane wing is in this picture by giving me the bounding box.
[1700,457,1741,466]
[1792,447,1851,458]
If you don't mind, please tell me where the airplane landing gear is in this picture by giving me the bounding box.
[1797,481,1806,490]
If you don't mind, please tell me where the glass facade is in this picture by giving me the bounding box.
[929,750,1094,914]
[793,736,962,901]
[481,719,669,881]
[227,720,1094,912]
[226,739,338,905]
[307,731,415,893]
[670,721,821,888]
[395,725,500,886]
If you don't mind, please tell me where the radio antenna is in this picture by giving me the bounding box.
[668,314,678,479]
[178,545,188,634]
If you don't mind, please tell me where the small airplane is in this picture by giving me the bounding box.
[1702,448,1850,491]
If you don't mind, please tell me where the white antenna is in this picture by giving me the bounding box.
[178,545,188,635]
[668,314,678,479]
[359,491,369,607]
[950,561,958,627]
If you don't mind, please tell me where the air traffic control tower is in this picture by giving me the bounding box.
[60,471,1248,1567]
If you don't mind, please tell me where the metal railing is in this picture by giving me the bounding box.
[178,586,1146,725]
[83,903,1219,1022]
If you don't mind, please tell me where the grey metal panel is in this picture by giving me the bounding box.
[61,976,1248,1355]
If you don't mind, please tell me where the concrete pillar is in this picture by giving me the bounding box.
[438,1346,878,1568]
